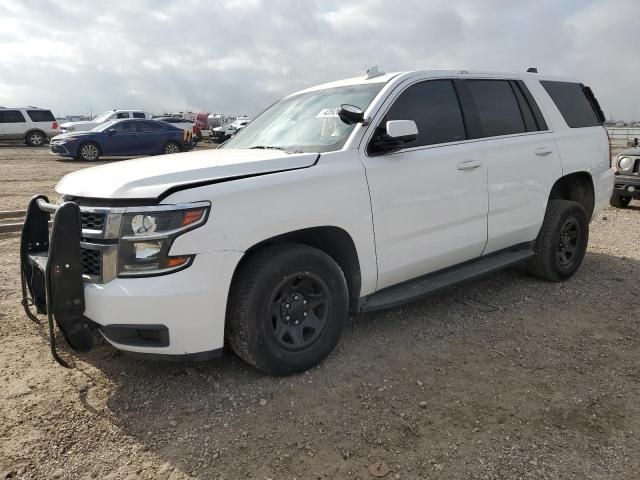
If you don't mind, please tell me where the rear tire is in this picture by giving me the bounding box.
[527,200,588,282]
[26,131,45,147]
[164,141,181,154]
[226,244,349,375]
[610,195,632,208]
[77,142,100,161]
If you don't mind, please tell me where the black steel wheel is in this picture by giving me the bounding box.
[226,243,348,375]
[528,199,588,281]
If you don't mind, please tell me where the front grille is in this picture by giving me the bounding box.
[81,248,102,277]
[81,212,105,231]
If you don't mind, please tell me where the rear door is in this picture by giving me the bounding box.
[0,110,28,139]
[361,78,489,289]
[460,78,562,254]
[137,120,167,154]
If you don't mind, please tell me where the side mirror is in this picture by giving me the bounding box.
[386,120,418,142]
[369,120,418,153]
[107,128,116,136]
[338,104,364,125]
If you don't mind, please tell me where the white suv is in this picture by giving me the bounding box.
[21,69,613,375]
[60,110,148,133]
[0,107,60,146]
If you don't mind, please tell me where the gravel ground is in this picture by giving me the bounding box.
[0,144,639,479]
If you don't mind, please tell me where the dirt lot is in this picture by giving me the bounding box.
[1,144,639,480]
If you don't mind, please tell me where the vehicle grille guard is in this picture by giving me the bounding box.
[20,195,99,368]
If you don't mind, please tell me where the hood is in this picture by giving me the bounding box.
[51,131,95,141]
[60,121,96,129]
[55,148,319,199]
[619,148,640,156]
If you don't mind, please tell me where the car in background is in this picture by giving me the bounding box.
[610,149,640,207]
[210,118,251,142]
[60,110,148,133]
[50,118,194,161]
[0,107,60,146]
[154,116,202,141]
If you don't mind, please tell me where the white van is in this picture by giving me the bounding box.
[21,69,613,374]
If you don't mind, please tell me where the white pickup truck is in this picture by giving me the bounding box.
[21,69,613,375]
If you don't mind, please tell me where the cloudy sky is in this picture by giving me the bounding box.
[0,0,636,120]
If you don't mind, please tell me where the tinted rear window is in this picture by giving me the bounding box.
[467,80,525,137]
[0,110,26,123]
[540,81,602,128]
[27,110,55,122]
[132,112,146,119]
[382,79,466,148]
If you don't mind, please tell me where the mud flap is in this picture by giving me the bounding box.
[20,196,97,367]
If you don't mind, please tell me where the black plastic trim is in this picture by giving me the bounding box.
[123,347,223,362]
[101,324,170,347]
[515,80,548,131]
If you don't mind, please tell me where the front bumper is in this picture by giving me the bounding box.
[20,195,243,364]
[612,174,640,199]
[50,143,73,156]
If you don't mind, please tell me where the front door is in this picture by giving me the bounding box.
[102,120,142,155]
[361,79,488,290]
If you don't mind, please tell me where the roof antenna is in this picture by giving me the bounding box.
[366,65,385,79]
[527,67,538,73]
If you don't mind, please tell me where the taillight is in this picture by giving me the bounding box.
[52,121,59,129]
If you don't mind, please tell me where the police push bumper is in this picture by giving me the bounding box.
[20,195,99,367]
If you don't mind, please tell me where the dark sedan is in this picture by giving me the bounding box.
[49,119,194,161]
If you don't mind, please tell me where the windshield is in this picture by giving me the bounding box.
[224,84,383,153]
[92,120,118,132]
[93,111,114,123]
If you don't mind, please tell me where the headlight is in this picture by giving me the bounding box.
[117,203,210,277]
[617,157,634,173]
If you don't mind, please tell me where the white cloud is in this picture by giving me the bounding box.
[0,0,635,120]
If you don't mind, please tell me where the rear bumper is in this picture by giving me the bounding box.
[612,174,640,198]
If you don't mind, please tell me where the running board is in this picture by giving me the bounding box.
[359,247,534,313]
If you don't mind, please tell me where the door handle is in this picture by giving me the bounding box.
[457,160,482,171]
[535,147,553,156]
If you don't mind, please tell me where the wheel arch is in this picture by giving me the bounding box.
[548,171,595,219]
[24,128,46,141]
[235,226,362,312]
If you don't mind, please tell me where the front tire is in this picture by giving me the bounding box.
[528,200,588,282]
[26,131,45,147]
[610,195,632,208]
[163,141,181,154]
[77,142,100,161]
[226,244,349,375]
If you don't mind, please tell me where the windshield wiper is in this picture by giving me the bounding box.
[250,145,286,151]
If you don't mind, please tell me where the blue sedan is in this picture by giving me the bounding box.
[50,119,194,161]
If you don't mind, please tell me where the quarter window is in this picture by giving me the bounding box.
[27,110,56,122]
[467,80,526,137]
[375,79,466,150]
[540,81,603,128]
[0,110,26,123]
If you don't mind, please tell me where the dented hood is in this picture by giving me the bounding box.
[55,148,318,199]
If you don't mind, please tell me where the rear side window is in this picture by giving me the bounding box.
[467,80,525,137]
[116,112,130,119]
[132,112,146,119]
[382,79,466,148]
[540,81,603,128]
[0,110,26,123]
[27,110,55,122]
[140,121,165,132]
